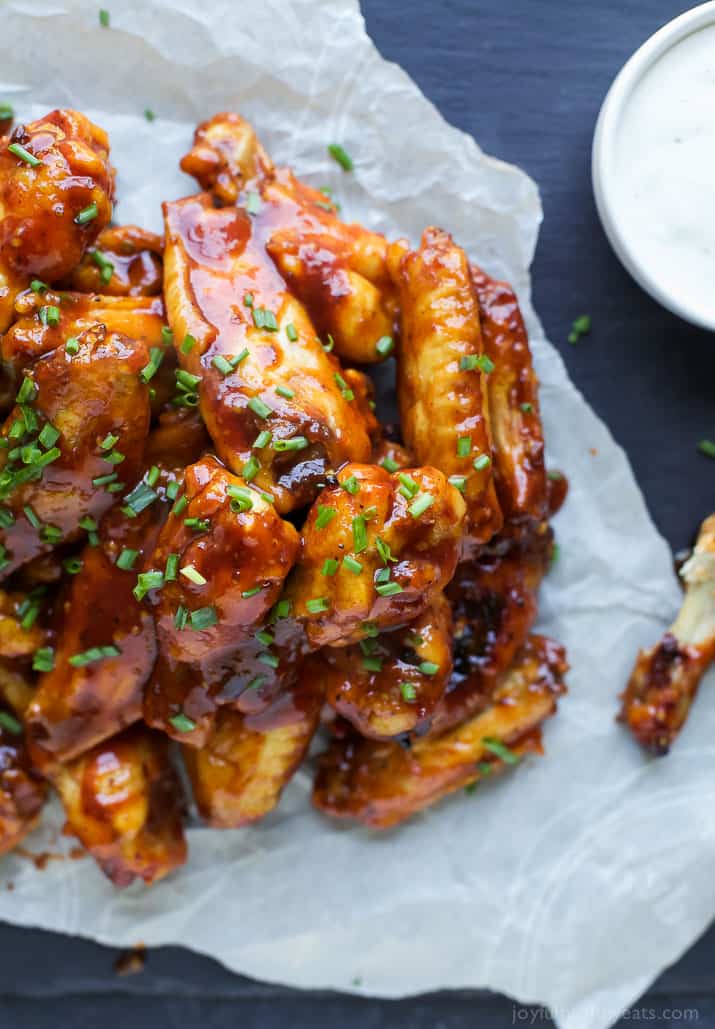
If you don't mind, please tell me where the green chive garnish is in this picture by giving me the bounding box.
[306,596,330,614]
[375,336,394,357]
[32,646,55,673]
[75,202,98,226]
[482,737,520,764]
[409,493,434,518]
[180,565,206,586]
[327,143,353,171]
[69,644,121,666]
[116,548,139,571]
[8,143,41,167]
[343,555,363,574]
[169,712,196,733]
[273,436,308,452]
[473,454,491,471]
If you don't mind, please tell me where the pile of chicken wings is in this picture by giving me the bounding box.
[0,108,567,887]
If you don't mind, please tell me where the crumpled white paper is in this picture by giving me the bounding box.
[1,3,709,1028]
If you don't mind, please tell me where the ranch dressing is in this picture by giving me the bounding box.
[612,24,715,327]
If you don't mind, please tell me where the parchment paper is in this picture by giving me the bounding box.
[1,3,710,1028]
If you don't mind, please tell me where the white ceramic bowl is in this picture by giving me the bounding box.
[592,2,715,330]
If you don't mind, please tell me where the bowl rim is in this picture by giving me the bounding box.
[592,1,715,331]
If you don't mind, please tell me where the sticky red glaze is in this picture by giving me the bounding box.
[63,225,163,297]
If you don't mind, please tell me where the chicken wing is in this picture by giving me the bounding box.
[53,725,187,887]
[0,708,47,855]
[471,264,548,524]
[313,634,566,828]
[620,514,715,754]
[0,109,114,331]
[180,113,396,365]
[318,593,453,739]
[0,326,152,578]
[163,192,373,512]
[389,228,502,548]
[183,672,322,827]
[142,455,300,744]
[63,225,163,297]
[285,462,465,648]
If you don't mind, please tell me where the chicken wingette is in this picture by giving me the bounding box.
[389,227,503,549]
[313,635,566,828]
[54,725,187,887]
[620,514,715,754]
[0,326,152,578]
[163,192,374,512]
[63,225,163,297]
[0,109,114,331]
[0,705,47,855]
[180,112,396,365]
[183,673,323,827]
[285,462,466,648]
[317,593,453,739]
[143,455,300,745]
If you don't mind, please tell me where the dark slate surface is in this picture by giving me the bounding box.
[3,0,715,1024]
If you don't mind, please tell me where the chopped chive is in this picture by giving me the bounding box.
[0,103,13,121]
[400,682,416,702]
[23,505,41,528]
[184,517,210,533]
[99,8,110,27]
[327,143,353,171]
[166,480,180,501]
[180,565,207,586]
[323,334,335,353]
[75,202,98,226]
[255,629,274,647]
[352,514,368,553]
[116,548,139,571]
[248,396,272,419]
[35,446,61,468]
[375,536,396,565]
[99,432,119,451]
[343,555,363,575]
[375,581,403,597]
[144,108,155,122]
[380,456,399,473]
[362,654,383,673]
[228,485,254,513]
[69,644,120,667]
[406,633,424,648]
[459,353,494,373]
[482,737,520,764]
[286,323,298,342]
[252,307,278,331]
[244,292,254,308]
[190,606,218,630]
[162,326,174,346]
[457,436,471,457]
[315,505,337,530]
[245,190,262,215]
[242,455,260,481]
[697,440,715,459]
[397,473,419,499]
[362,621,379,638]
[375,566,390,584]
[212,355,234,375]
[38,422,59,449]
[322,558,339,576]
[520,402,533,413]
[0,711,22,735]
[16,377,36,404]
[133,570,164,601]
[419,661,439,676]
[272,436,308,452]
[473,454,491,471]
[409,492,434,518]
[103,450,124,465]
[32,646,55,673]
[375,335,394,357]
[271,599,291,621]
[306,596,330,614]
[171,494,188,517]
[8,143,41,167]
[176,369,201,392]
[92,472,118,487]
[164,553,179,581]
[246,675,266,691]
[250,431,270,453]
[241,586,262,599]
[568,314,591,344]
[258,651,279,669]
[65,336,80,355]
[341,475,360,495]
[0,508,13,528]
[139,347,165,383]
[174,605,188,630]
[78,516,97,532]
[169,712,196,733]
[276,386,294,400]
[30,279,47,294]
[550,542,560,566]
[233,347,249,367]
[448,475,467,493]
[91,249,114,283]
[121,480,158,516]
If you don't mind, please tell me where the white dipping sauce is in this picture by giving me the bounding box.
[612,24,715,327]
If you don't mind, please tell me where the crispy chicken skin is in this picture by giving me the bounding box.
[143,456,300,744]
[0,713,47,854]
[54,726,187,887]
[389,228,503,548]
[0,109,114,331]
[63,225,163,297]
[313,634,566,828]
[163,192,373,512]
[471,265,548,523]
[183,674,323,827]
[180,113,396,365]
[286,463,466,648]
[318,593,453,739]
[620,514,715,754]
[0,327,151,578]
